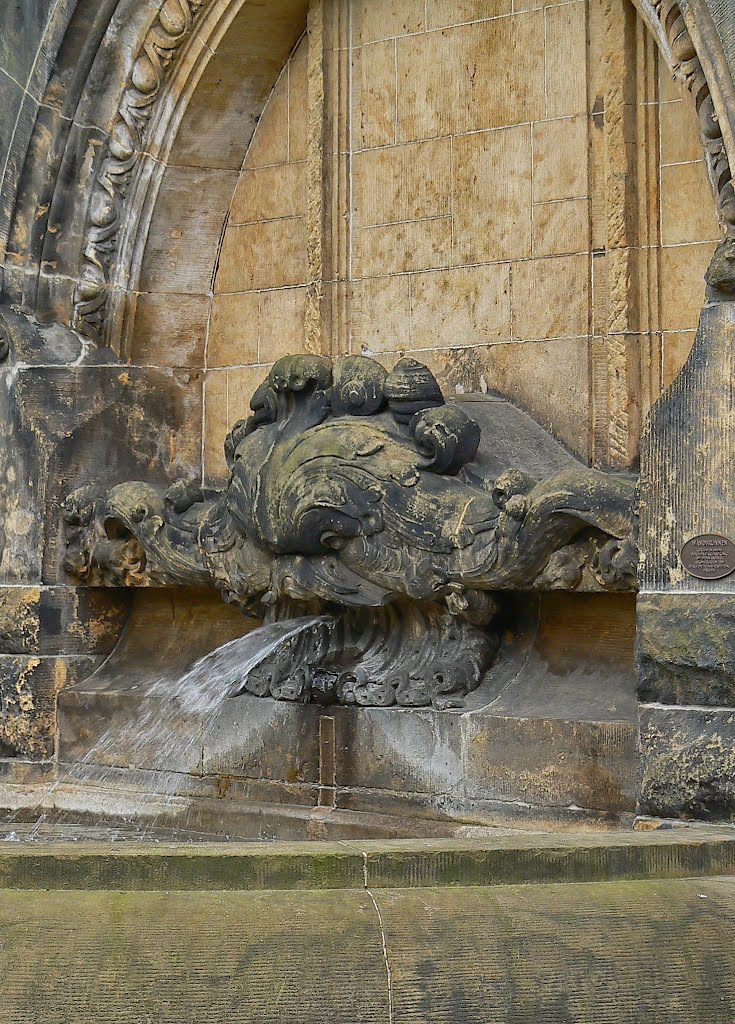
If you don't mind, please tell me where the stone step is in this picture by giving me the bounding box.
[0,829,734,891]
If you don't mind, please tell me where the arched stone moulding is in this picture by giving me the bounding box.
[79,0,299,351]
[81,0,315,359]
[633,0,735,234]
[0,0,307,352]
[73,0,286,350]
[73,0,217,344]
[3,0,733,354]
[1,0,146,317]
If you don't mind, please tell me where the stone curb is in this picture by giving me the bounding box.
[1,830,734,890]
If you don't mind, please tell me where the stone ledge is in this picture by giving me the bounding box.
[0,829,734,891]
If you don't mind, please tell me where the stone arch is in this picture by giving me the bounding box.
[0,0,309,352]
[1,0,733,479]
[96,0,309,357]
[76,0,309,354]
[3,1,732,340]
[0,0,735,816]
[1,0,151,318]
[631,0,735,233]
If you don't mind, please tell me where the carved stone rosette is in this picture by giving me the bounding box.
[64,354,638,708]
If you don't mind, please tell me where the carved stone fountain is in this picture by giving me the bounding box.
[56,352,640,830]
[64,353,637,707]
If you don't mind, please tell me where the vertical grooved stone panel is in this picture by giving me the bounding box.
[640,301,735,593]
[375,879,735,1023]
[0,889,388,1024]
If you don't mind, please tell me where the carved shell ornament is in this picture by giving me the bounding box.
[64,354,638,708]
[383,357,444,422]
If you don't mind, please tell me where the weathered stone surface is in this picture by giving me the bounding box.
[127,292,209,368]
[331,707,638,817]
[3,878,735,1022]
[636,248,735,829]
[2,361,201,583]
[63,354,637,709]
[58,589,254,773]
[0,1,56,98]
[640,291,735,594]
[0,655,100,760]
[637,593,735,705]
[56,589,638,824]
[1,830,735,890]
[60,688,206,776]
[462,716,637,813]
[0,0,726,409]
[0,586,128,657]
[639,705,735,821]
[1,0,734,824]
[203,701,322,786]
[333,589,638,813]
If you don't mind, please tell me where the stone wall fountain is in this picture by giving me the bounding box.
[39,349,642,836]
[4,2,735,1017]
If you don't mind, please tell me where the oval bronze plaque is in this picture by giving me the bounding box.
[680,534,735,580]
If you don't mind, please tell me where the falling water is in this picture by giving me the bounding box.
[161,615,333,712]
[2,616,331,842]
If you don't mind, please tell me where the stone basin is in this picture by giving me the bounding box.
[23,585,640,839]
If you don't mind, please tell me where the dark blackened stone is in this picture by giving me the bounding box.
[0,305,85,365]
[638,300,735,594]
[706,236,735,298]
[0,0,56,94]
[0,585,129,656]
[0,654,101,759]
[384,357,444,423]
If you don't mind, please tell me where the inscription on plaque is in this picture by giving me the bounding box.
[680,534,735,580]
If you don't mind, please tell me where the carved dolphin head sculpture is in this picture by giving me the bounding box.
[62,353,638,708]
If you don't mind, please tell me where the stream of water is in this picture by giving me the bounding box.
[1,616,331,842]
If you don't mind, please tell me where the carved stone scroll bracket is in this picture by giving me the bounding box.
[228,602,500,710]
[73,0,212,345]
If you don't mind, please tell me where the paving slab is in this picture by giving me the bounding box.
[2,876,735,1023]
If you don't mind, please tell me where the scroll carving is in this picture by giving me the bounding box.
[654,0,735,232]
[73,0,211,344]
[64,355,638,709]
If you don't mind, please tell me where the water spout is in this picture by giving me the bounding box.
[169,615,334,710]
[4,615,335,840]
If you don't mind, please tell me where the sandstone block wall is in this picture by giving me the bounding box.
[199,0,721,484]
[205,37,310,478]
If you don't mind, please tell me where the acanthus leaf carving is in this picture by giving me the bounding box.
[653,0,735,233]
